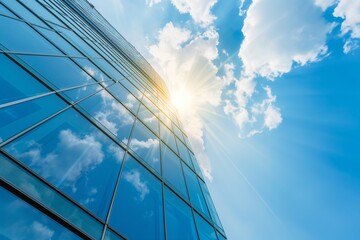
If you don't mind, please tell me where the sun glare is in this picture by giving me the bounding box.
[170,87,194,116]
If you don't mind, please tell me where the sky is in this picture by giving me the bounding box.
[89,0,360,239]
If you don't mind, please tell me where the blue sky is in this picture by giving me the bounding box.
[90,0,360,239]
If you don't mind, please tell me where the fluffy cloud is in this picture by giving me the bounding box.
[239,0,331,79]
[129,138,159,151]
[333,0,360,53]
[224,0,332,137]
[31,222,54,240]
[171,0,217,27]
[148,22,223,180]
[124,170,150,200]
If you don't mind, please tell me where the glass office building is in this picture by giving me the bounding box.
[0,0,226,239]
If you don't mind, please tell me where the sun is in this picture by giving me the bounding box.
[170,87,194,116]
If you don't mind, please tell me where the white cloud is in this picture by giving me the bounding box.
[148,22,223,180]
[124,170,150,200]
[146,0,161,7]
[333,0,360,53]
[129,138,159,151]
[239,0,331,79]
[31,222,54,240]
[13,129,104,191]
[171,0,217,27]
[314,0,337,10]
[223,0,332,137]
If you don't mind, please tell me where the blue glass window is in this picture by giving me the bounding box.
[18,55,97,92]
[194,213,218,240]
[3,108,125,220]
[107,83,140,114]
[0,94,66,144]
[0,54,49,105]
[129,120,160,174]
[160,123,178,154]
[109,155,164,240]
[138,104,159,135]
[0,187,81,239]
[104,229,125,240]
[78,89,134,145]
[0,14,60,54]
[164,187,198,240]
[183,165,211,219]
[0,154,103,239]
[162,144,188,200]
[177,138,194,168]
[199,181,223,230]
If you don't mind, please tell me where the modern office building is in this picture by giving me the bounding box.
[0,0,226,239]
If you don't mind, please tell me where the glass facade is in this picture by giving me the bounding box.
[0,0,226,239]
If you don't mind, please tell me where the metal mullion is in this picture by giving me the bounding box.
[99,91,144,240]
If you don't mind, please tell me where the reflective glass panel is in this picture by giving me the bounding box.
[3,108,125,220]
[0,14,60,54]
[164,187,198,240]
[177,138,193,168]
[160,123,178,154]
[137,104,159,135]
[199,181,223,229]
[104,229,125,240]
[162,144,188,199]
[0,54,48,105]
[0,187,81,240]
[19,55,97,92]
[129,120,160,174]
[110,155,164,240]
[107,83,140,114]
[78,89,134,145]
[0,94,66,143]
[183,165,211,219]
[0,154,102,239]
[194,213,218,240]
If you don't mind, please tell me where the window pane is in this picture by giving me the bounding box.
[109,155,164,240]
[183,165,211,219]
[0,154,102,239]
[160,123,178,154]
[0,54,49,104]
[0,187,81,240]
[164,187,198,240]
[138,104,159,135]
[177,138,193,168]
[78,89,134,145]
[0,94,66,143]
[129,120,160,174]
[107,83,140,114]
[104,229,125,240]
[3,108,125,220]
[162,144,188,200]
[199,181,223,230]
[19,55,97,91]
[195,213,218,240]
[0,14,60,54]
